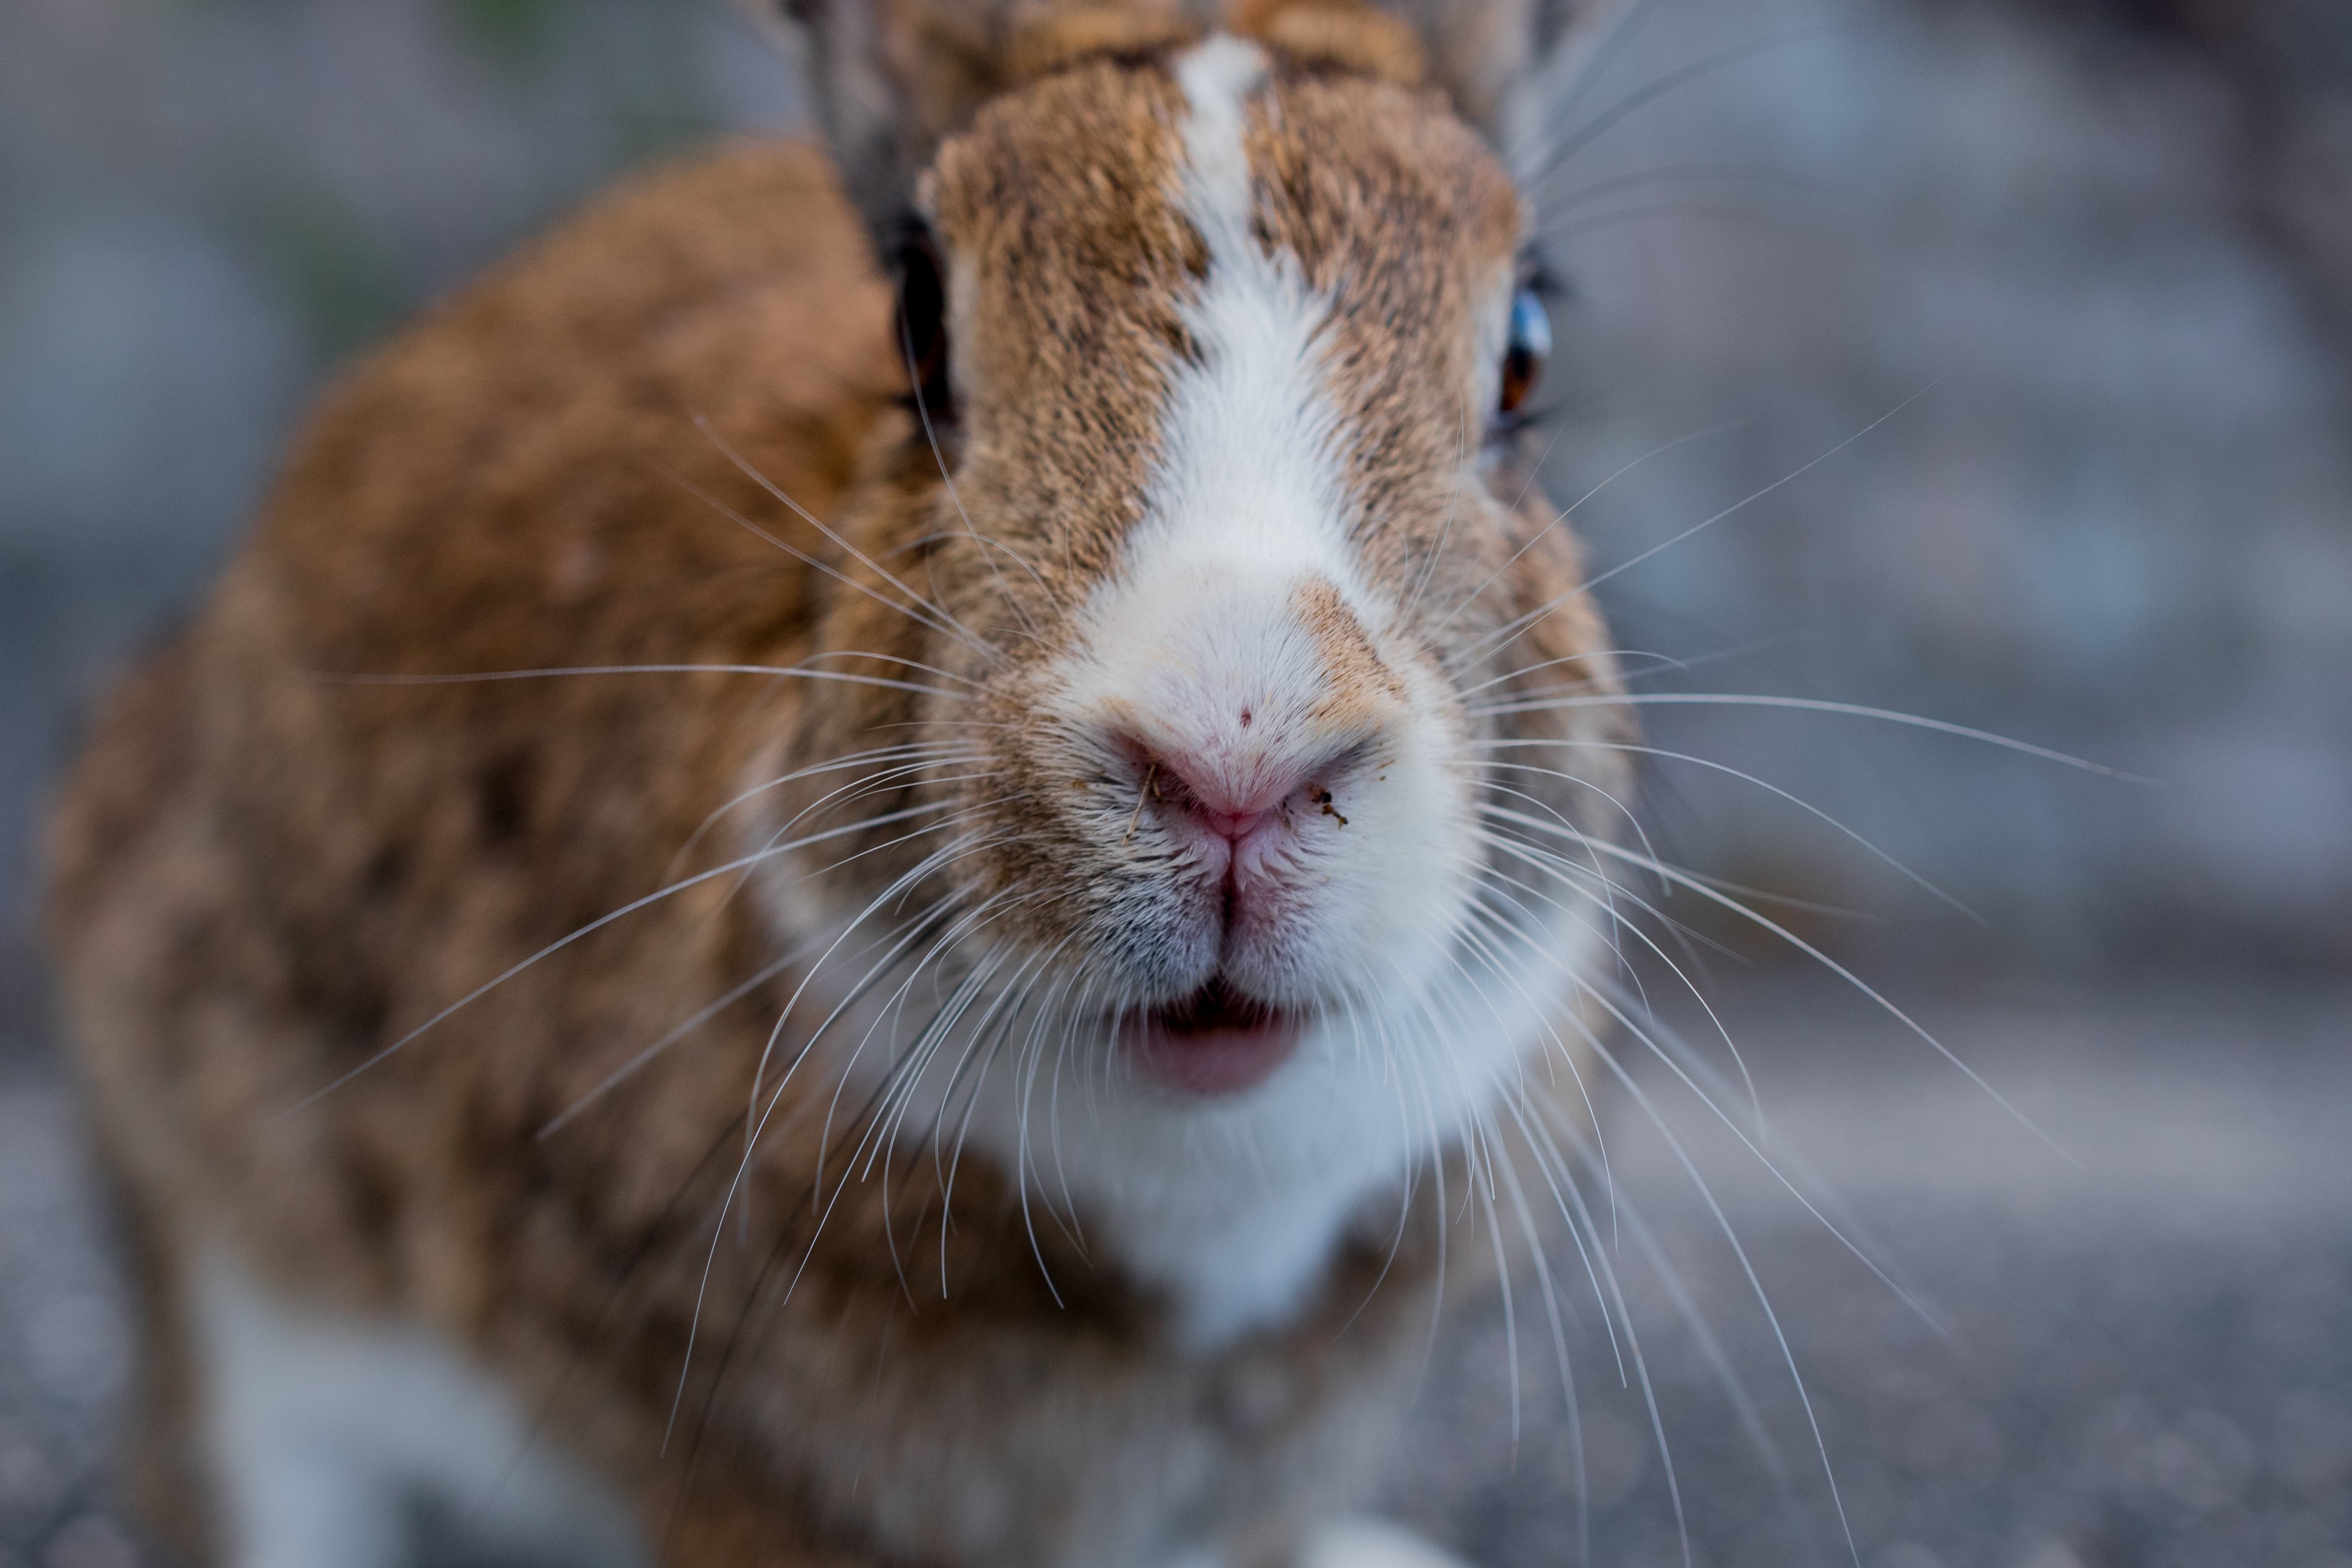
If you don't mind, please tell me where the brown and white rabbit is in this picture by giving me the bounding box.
[45,1,1634,1563]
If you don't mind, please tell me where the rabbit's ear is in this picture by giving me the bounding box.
[1226,0,1622,167]
[746,0,1619,232]
[748,1,1200,234]
[1367,0,1624,151]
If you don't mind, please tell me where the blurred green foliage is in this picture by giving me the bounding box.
[447,0,565,66]
[220,174,408,362]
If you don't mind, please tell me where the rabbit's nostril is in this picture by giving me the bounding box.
[1117,736,1303,847]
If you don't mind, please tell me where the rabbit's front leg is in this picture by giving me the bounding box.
[1298,1518,1478,1568]
[189,1251,644,1568]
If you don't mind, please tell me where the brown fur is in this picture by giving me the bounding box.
[48,19,1626,1568]
[780,0,1591,231]
[1230,0,1429,87]
[811,51,1576,977]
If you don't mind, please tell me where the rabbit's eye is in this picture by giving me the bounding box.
[893,220,955,425]
[1497,287,1550,416]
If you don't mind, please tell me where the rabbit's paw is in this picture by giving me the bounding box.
[1300,1517,1476,1568]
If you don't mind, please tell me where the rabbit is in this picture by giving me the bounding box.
[44,1,1636,1564]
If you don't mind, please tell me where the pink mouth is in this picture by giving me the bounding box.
[1124,979,1304,1097]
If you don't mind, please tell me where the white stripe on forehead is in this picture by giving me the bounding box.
[1084,33,1370,621]
[1172,33,1264,251]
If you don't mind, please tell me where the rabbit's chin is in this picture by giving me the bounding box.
[771,880,1600,1347]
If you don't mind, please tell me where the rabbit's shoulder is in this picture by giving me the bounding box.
[45,137,908,1220]
[253,137,901,682]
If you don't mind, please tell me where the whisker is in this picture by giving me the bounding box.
[1463,382,1944,673]
[304,661,970,700]
[1486,738,1979,920]
[1476,824,1742,966]
[1533,161,1849,223]
[679,422,1003,667]
[1474,627,1814,704]
[896,316,1059,642]
[1471,691,2150,780]
[746,825,1015,1131]
[1007,955,1089,1301]
[537,951,800,1138]
[932,934,1083,1297]
[275,808,959,1117]
[1499,814,2080,1163]
[1483,761,1664,891]
[663,742,984,884]
[665,870,1020,1446]
[1500,0,1664,175]
[1558,1006,1863,1567]
[1457,647,1688,699]
[1436,418,1749,638]
[1538,199,1832,250]
[740,768,1001,879]
[1469,860,1760,1136]
[1518,19,1855,188]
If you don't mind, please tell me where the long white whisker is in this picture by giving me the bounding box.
[745,825,1013,1133]
[666,872,1023,1444]
[1466,382,1943,672]
[1556,1003,1863,1567]
[1469,852,1763,1137]
[1518,20,1852,186]
[1501,0,1663,173]
[663,743,984,884]
[307,662,970,700]
[897,313,1057,642]
[682,422,1003,666]
[1458,646,1687,698]
[1534,161,1848,223]
[279,811,944,1116]
[537,950,800,1138]
[1472,691,2146,779]
[1506,814,2078,1163]
[1487,738,1982,920]
[1437,417,1748,637]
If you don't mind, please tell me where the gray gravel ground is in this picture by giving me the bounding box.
[1390,974,2352,1568]
[3,970,2346,1568]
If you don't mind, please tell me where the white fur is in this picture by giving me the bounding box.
[934,36,1505,1349]
[1302,1517,1479,1568]
[792,36,1591,1355]
[1141,36,1362,613]
[1002,39,1508,1346]
[1171,36,1264,246]
[1166,1518,1473,1568]
[193,1249,645,1568]
[191,1251,1479,1568]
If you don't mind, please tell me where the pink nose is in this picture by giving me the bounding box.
[1126,739,1304,848]
[1191,804,1275,843]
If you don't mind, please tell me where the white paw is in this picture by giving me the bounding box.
[1299,1517,1476,1568]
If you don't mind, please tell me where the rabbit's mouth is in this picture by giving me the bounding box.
[1121,978,1304,1097]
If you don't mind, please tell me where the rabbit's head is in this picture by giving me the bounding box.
[758,0,1630,1334]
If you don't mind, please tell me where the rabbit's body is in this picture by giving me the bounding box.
[49,7,1631,1566]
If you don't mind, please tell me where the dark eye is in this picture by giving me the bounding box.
[1497,286,1551,417]
[892,219,955,425]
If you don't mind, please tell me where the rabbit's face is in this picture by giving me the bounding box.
[775,27,1624,1280]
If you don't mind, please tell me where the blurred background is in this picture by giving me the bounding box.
[0,1,2345,1566]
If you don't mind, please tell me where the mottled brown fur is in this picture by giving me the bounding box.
[49,13,1626,1567]
[1231,0,1429,86]
[781,0,1591,232]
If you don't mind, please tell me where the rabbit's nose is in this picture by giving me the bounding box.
[1070,567,1404,874]
[1120,734,1309,850]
